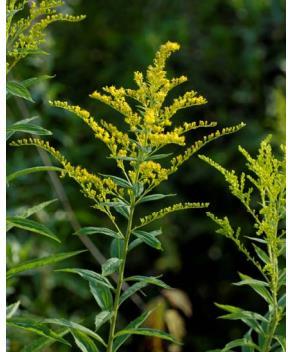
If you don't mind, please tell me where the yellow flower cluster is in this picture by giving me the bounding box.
[6,0,85,73]
[137,202,210,228]
[138,161,169,185]
[10,138,118,205]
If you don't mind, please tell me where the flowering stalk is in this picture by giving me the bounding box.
[11,42,245,350]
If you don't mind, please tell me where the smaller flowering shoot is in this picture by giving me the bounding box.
[11,42,245,351]
[199,136,286,352]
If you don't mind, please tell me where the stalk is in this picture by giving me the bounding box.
[106,201,135,352]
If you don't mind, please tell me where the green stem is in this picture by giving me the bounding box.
[106,202,135,352]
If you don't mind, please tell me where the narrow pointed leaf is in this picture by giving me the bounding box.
[7,81,34,102]
[94,311,112,331]
[101,258,122,276]
[7,250,87,278]
[74,227,123,239]
[89,280,113,310]
[99,174,131,188]
[7,317,70,346]
[133,230,162,250]
[139,194,176,204]
[7,301,20,318]
[7,123,52,136]
[6,216,60,242]
[120,281,148,305]
[71,329,99,352]
[125,275,170,289]
[110,239,124,258]
[114,328,180,344]
[43,319,106,346]
[7,166,63,183]
[221,338,261,351]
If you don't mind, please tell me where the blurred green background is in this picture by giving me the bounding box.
[7,0,285,351]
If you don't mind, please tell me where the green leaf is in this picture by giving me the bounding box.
[114,203,130,219]
[56,268,113,289]
[253,244,270,264]
[114,328,180,344]
[7,123,52,136]
[6,116,39,141]
[110,238,124,258]
[101,258,122,276]
[7,317,70,346]
[128,238,143,251]
[138,193,176,204]
[99,174,131,188]
[89,280,113,310]
[6,216,61,242]
[6,199,57,232]
[71,329,99,352]
[125,275,170,289]
[43,319,106,346]
[7,250,86,278]
[20,328,69,352]
[7,301,20,318]
[113,310,153,352]
[21,75,55,88]
[7,166,63,183]
[148,153,173,160]
[7,81,34,102]
[221,338,261,352]
[234,273,273,304]
[94,311,112,331]
[74,227,123,239]
[133,229,162,250]
[120,281,148,305]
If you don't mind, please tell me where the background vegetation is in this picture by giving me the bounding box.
[7,0,285,351]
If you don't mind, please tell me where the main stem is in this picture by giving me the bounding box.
[106,202,135,352]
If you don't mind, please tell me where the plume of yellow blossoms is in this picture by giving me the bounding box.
[11,41,245,219]
[6,0,85,73]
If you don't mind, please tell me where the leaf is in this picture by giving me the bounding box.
[101,258,122,276]
[234,273,273,304]
[221,338,261,352]
[133,229,162,250]
[110,238,124,258]
[128,238,143,251]
[6,199,57,232]
[114,203,130,219]
[94,311,112,331]
[7,301,20,318]
[21,75,55,88]
[99,174,131,188]
[7,317,70,346]
[120,281,148,305]
[6,116,39,140]
[74,227,123,239]
[89,280,113,310]
[114,328,180,344]
[7,81,34,102]
[56,268,113,289]
[43,319,106,346]
[113,310,153,352]
[148,153,173,160]
[7,123,52,136]
[138,193,176,204]
[7,250,86,278]
[6,216,61,242]
[71,329,99,352]
[253,244,270,264]
[7,166,63,183]
[20,328,69,352]
[125,275,170,289]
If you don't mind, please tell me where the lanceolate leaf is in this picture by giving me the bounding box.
[114,328,180,344]
[6,216,61,242]
[132,230,162,250]
[56,268,113,289]
[7,317,70,346]
[7,250,87,278]
[71,329,99,352]
[6,116,39,141]
[6,301,20,318]
[43,319,106,347]
[220,338,261,352]
[138,193,176,204]
[89,280,113,311]
[7,166,63,183]
[101,258,122,276]
[125,275,170,289]
[94,311,112,331]
[113,310,153,352]
[99,174,131,188]
[21,328,69,352]
[21,75,55,88]
[7,80,34,102]
[110,239,124,258]
[120,281,148,305]
[74,227,123,239]
[7,123,52,136]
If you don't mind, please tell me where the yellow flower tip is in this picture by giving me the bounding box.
[163,41,180,52]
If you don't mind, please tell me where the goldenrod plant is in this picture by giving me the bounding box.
[199,136,286,352]
[11,42,245,351]
[6,0,85,347]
